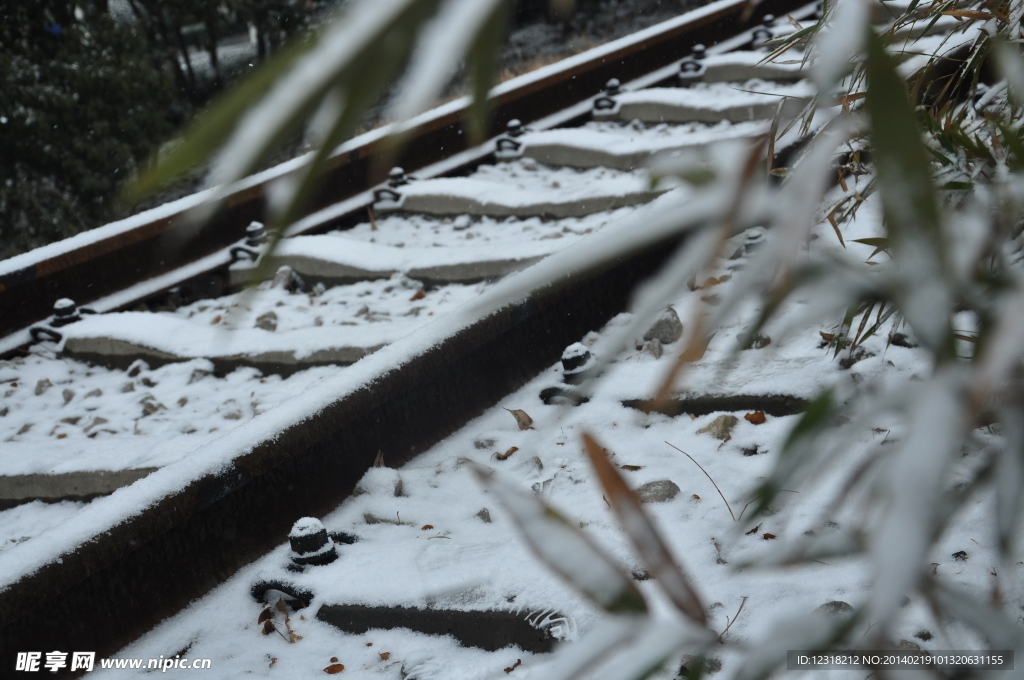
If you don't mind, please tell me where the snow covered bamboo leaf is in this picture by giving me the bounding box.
[812,0,868,92]
[126,36,316,202]
[582,433,706,625]
[470,463,647,615]
[931,580,1024,652]
[390,0,509,124]
[747,390,835,521]
[866,371,966,626]
[972,282,1024,404]
[733,612,858,680]
[995,408,1024,555]
[864,28,952,355]
[539,617,641,680]
[995,40,1024,105]
[464,1,511,144]
[590,616,701,680]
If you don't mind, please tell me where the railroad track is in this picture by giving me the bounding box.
[0,0,970,672]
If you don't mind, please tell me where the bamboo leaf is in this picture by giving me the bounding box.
[864,27,952,355]
[470,463,647,615]
[582,433,706,625]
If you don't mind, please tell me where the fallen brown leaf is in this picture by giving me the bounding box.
[275,599,288,614]
[262,620,275,636]
[504,408,534,430]
[504,659,522,673]
[410,289,426,301]
[745,524,761,535]
[762,533,776,540]
[324,663,345,674]
[691,494,700,501]
[744,411,766,425]
[493,446,519,461]
[619,464,643,471]
[421,524,434,530]
[258,607,272,624]
[379,652,391,661]
[331,657,339,663]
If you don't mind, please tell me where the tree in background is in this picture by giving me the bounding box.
[0,0,322,260]
[0,1,179,259]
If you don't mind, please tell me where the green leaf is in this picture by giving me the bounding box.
[465,1,511,145]
[783,390,835,455]
[864,27,953,355]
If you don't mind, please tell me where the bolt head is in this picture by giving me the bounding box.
[54,298,76,315]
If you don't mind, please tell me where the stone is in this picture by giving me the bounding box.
[816,600,854,617]
[748,333,771,349]
[141,397,165,417]
[35,379,53,396]
[61,388,75,405]
[474,438,495,450]
[643,307,683,344]
[640,338,663,358]
[475,508,492,523]
[636,479,680,503]
[696,414,739,440]
[255,311,278,332]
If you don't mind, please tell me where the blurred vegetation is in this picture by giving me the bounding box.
[0,0,319,260]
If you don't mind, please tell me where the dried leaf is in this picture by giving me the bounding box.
[763,533,777,540]
[289,632,302,643]
[582,433,706,624]
[258,607,273,624]
[275,599,288,614]
[373,449,385,468]
[745,524,762,535]
[620,464,643,471]
[410,289,426,301]
[744,411,767,425]
[504,659,522,673]
[504,408,534,430]
[421,524,434,530]
[379,652,390,661]
[262,620,275,636]
[493,446,519,461]
[324,662,345,674]
[331,657,339,663]
[470,462,647,615]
